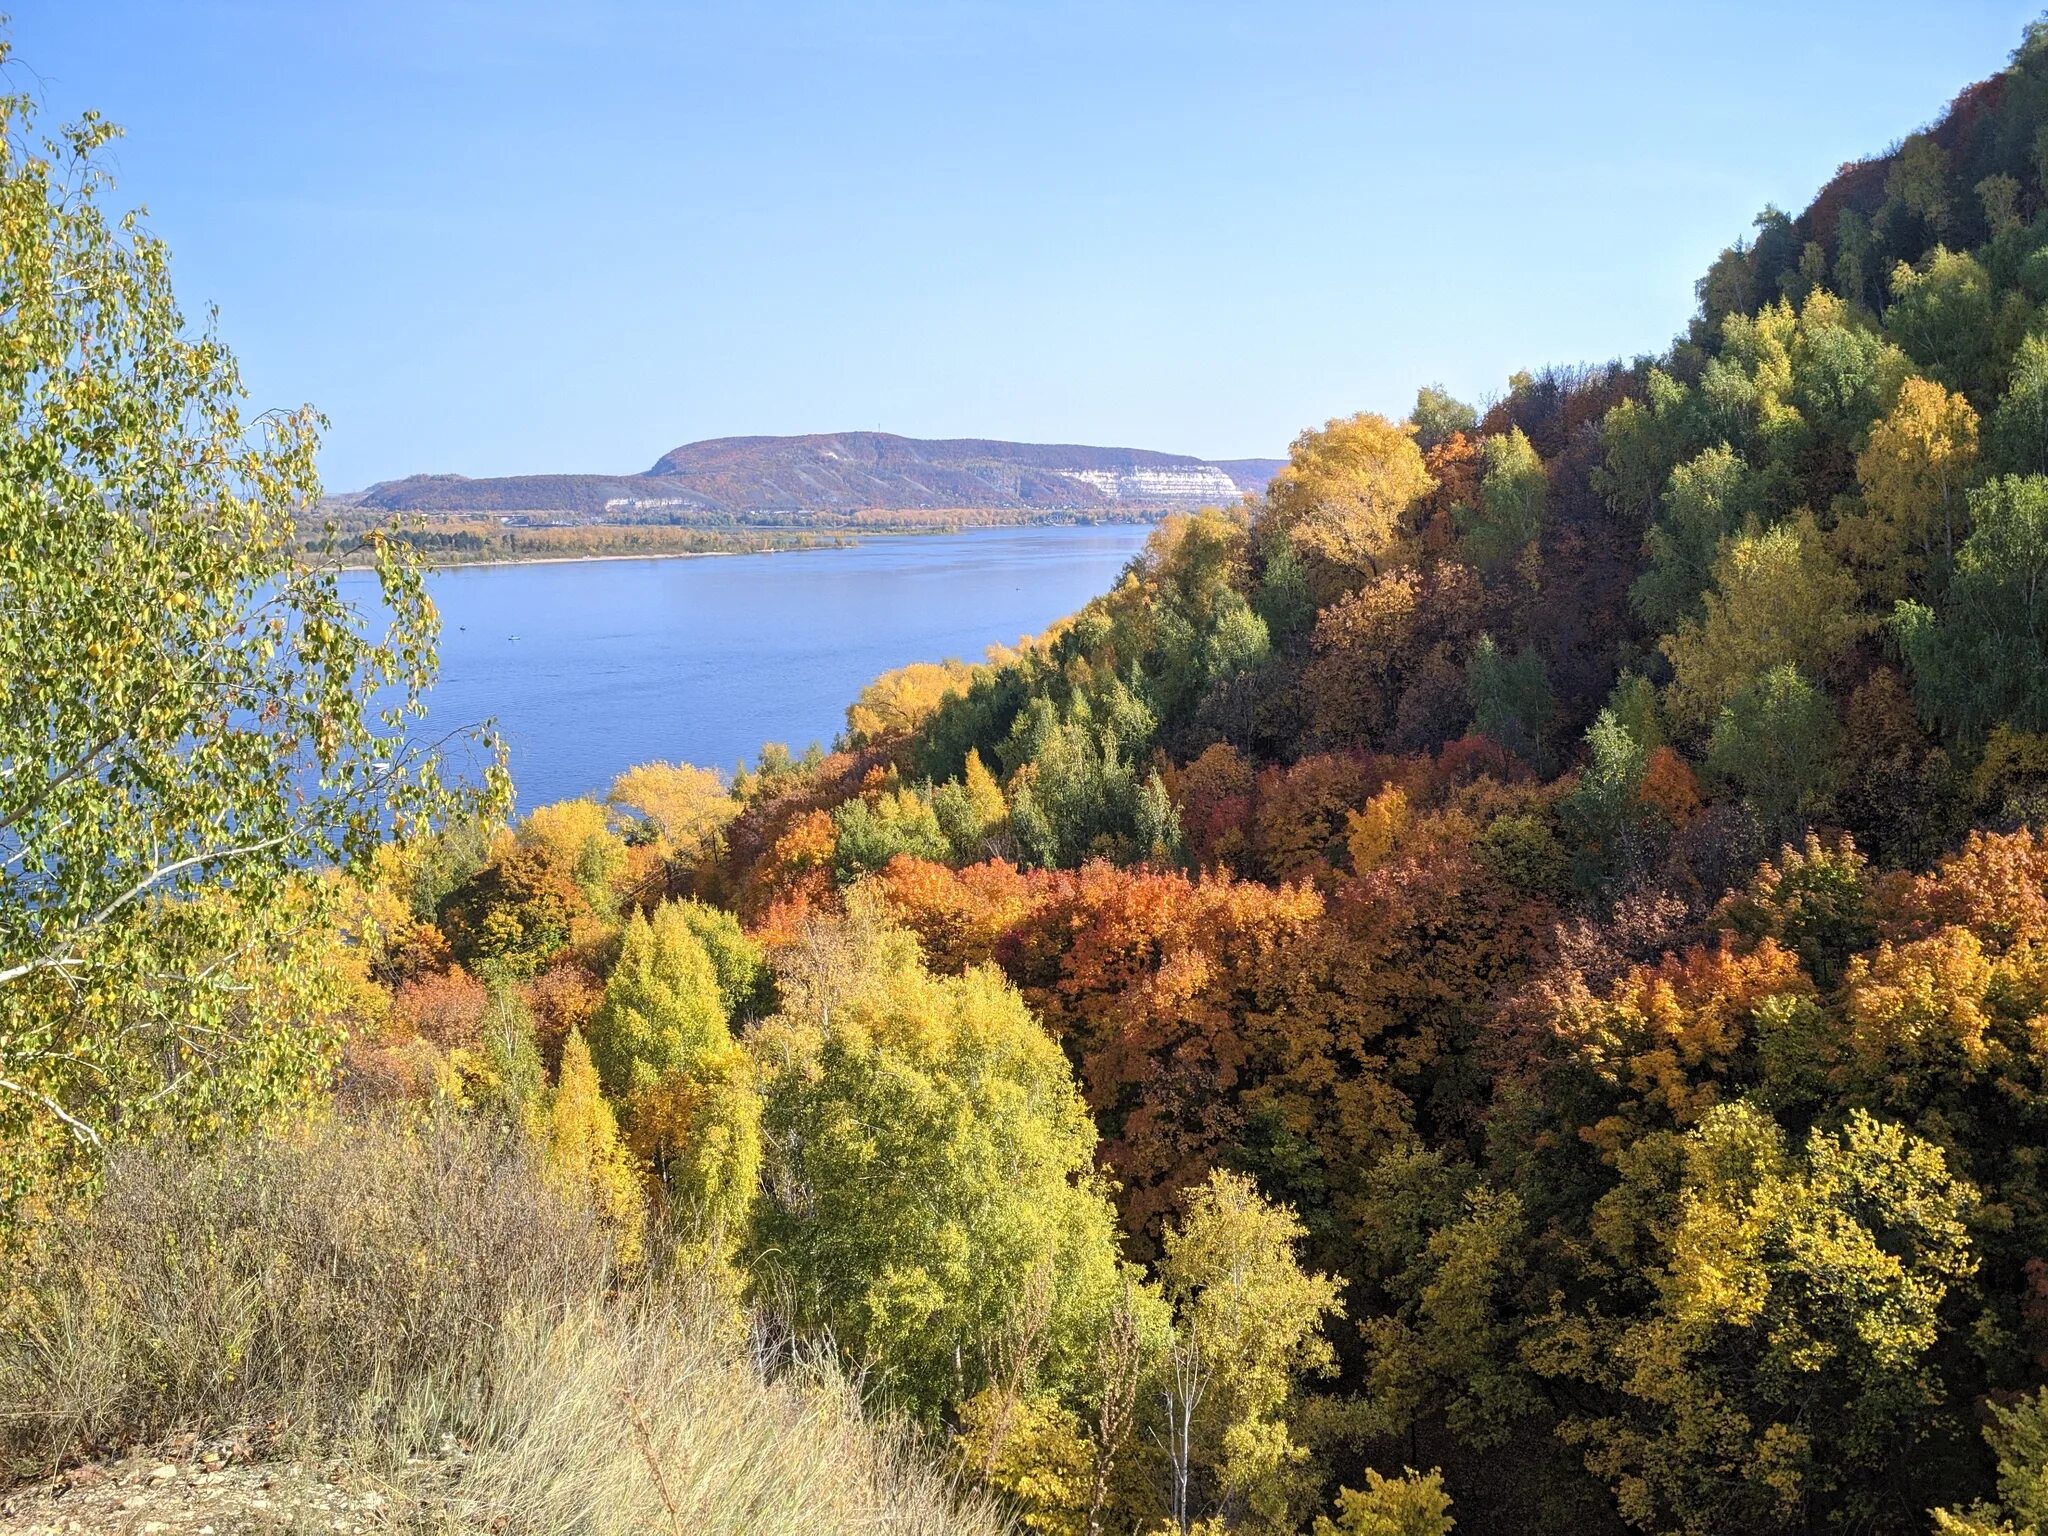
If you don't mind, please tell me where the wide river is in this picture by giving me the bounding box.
[345,524,1152,812]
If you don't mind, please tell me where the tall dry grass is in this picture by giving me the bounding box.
[446,1301,994,1536]
[0,1111,1005,1536]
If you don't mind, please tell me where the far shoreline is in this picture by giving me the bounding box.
[406,542,849,574]
[332,519,1159,574]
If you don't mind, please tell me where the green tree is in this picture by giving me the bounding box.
[831,785,951,881]
[478,977,547,1125]
[1410,386,1477,451]
[586,903,728,1098]
[1988,336,2048,477]
[0,65,501,1217]
[1696,241,1758,333]
[1933,1389,2048,1535]
[670,898,773,1022]
[1458,427,1547,574]
[1833,207,1878,309]
[1254,537,1316,642]
[1595,368,1703,525]
[1134,771,1185,866]
[1787,306,1900,446]
[1466,634,1555,769]
[1606,672,1666,750]
[750,928,1129,1419]
[1631,444,1758,631]
[1563,708,1655,890]
[1887,133,1953,237]
[1706,665,1839,826]
[1356,1149,1537,1450]
[1885,248,1998,400]
[1157,1169,1345,1534]
[1200,589,1272,686]
[1895,474,2048,742]
[1002,684,1159,869]
[932,748,1009,861]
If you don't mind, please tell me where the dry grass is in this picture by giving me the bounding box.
[442,1300,996,1536]
[0,1111,1005,1536]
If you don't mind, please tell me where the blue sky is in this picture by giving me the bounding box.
[12,2,2045,490]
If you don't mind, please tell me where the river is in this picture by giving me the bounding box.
[343,524,1153,811]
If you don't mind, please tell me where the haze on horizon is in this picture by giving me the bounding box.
[14,0,2042,492]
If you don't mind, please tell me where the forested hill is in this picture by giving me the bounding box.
[567,16,2048,1530]
[352,431,1284,518]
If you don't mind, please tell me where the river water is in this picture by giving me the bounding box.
[343,524,1151,811]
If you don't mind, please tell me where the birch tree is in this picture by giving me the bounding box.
[0,63,503,1217]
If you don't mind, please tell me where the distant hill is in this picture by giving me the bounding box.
[351,432,1285,520]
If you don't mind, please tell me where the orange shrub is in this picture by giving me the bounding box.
[389,967,491,1049]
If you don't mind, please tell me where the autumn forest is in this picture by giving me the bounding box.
[15,16,2048,1536]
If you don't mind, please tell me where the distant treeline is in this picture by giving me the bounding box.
[308,518,854,564]
[303,503,1167,566]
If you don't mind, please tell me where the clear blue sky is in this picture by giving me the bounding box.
[12,2,2045,490]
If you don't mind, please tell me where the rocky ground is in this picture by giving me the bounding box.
[0,1434,471,1536]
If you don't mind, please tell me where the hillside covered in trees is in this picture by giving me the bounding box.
[21,16,2048,1536]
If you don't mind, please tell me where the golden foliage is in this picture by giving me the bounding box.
[1842,375,1980,599]
[545,1029,647,1268]
[1661,513,1864,733]
[1345,785,1413,874]
[1265,413,1435,595]
[608,761,739,859]
[846,659,980,749]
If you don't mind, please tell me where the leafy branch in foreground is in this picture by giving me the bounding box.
[0,55,505,1219]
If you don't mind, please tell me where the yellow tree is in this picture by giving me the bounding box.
[607,761,738,863]
[1843,376,1980,599]
[1262,413,1434,598]
[586,902,728,1096]
[1458,427,1548,574]
[516,798,628,915]
[846,659,980,749]
[1661,513,1864,734]
[1314,1470,1456,1536]
[1345,785,1412,874]
[545,1027,647,1266]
